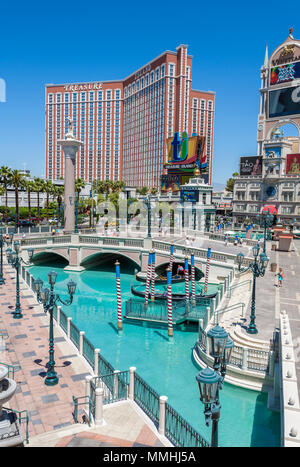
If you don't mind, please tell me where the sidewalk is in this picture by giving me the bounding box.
[0,262,168,447]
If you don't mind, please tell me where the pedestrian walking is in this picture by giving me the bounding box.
[224,234,228,246]
[275,268,284,287]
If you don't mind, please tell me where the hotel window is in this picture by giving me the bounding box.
[146,74,149,86]
[283,192,293,202]
[141,77,144,89]
[155,68,160,81]
[136,80,140,91]
[192,98,198,134]
[151,71,154,83]
[161,64,165,77]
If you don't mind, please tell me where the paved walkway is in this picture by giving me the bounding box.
[0,261,167,447]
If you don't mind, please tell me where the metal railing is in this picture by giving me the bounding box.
[72,395,94,426]
[0,362,22,379]
[227,279,252,298]
[91,371,129,406]
[133,372,160,425]
[165,403,209,447]
[213,302,246,323]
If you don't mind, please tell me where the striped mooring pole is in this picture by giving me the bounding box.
[115,261,122,331]
[151,250,156,302]
[184,256,189,305]
[169,244,174,276]
[167,268,173,338]
[191,252,196,306]
[145,250,152,306]
[204,247,211,295]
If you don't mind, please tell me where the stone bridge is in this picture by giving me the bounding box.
[19,233,249,280]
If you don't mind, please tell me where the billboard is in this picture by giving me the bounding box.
[269,85,300,118]
[265,147,281,158]
[240,156,262,176]
[180,190,199,203]
[270,62,300,86]
[286,153,300,175]
[166,131,205,167]
[161,174,181,192]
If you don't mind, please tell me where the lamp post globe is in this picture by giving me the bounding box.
[207,325,229,371]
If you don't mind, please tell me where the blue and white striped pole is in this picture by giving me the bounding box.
[169,244,174,275]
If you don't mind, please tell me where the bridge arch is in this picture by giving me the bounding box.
[80,251,141,272]
[31,251,69,267]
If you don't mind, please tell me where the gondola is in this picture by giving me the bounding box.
[131,285,217,301]
[135,273,188,284]
[135,262,204,285]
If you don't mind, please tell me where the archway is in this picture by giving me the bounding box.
[80,251,141,274]
[31,251,69,267]
[268,121,300,148]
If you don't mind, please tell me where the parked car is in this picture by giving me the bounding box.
[16,220,35,227]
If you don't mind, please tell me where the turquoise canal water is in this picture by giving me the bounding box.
[28,259,280,447]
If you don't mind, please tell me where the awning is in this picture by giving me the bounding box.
[262,205,278,215]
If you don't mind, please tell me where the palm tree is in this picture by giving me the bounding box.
[10,170,26,225]
[0,166,12,223]
[33,177,45,223]
[75,178,85,198]
[52,184,64,227]
[44,180,54,221]
[24,179,35,221]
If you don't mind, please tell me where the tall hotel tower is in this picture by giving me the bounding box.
[45,45,215,188]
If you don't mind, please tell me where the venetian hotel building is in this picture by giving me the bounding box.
[45,44,215,188]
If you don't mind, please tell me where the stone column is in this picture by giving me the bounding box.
[58,123,83,234]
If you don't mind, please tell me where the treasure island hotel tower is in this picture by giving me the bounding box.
[45,45,215,188]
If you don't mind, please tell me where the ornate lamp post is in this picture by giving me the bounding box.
[145,193,152,238]
[195,324,234,447]
[0,228,5,285]
[257,210,274,254]
[6,241,34,319]
[236,245,269,334]
[33,271,76,386]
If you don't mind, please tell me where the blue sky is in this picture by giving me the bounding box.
[0,0,297,184]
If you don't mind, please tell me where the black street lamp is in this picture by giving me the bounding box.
[6,241,34,319]
[236,245,269,334]
[195,324,234,447]
[33,271,76,386]
[257,210,274,254]
[0,228,5,285]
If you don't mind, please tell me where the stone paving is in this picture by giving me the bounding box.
[0,261,166,447]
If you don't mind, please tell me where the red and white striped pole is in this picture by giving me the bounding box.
[167,268,173,338]
[204,247,211,295]
[151,250,156,302]
[145,250,152,306]
[169,244,174,276]
[191,252,196,306]
[115,261,122,331]
[184,256,189,305]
